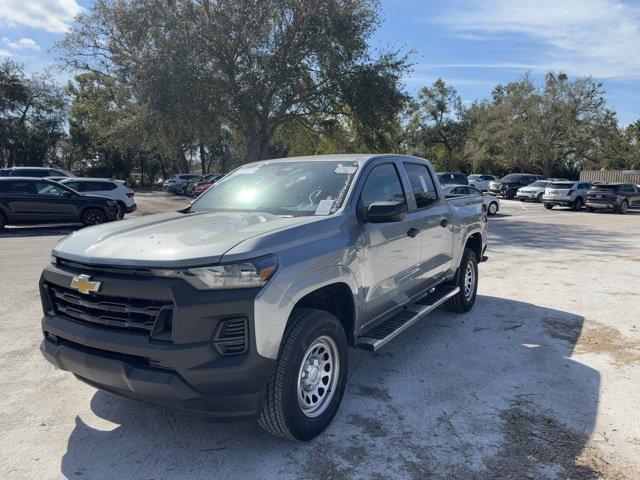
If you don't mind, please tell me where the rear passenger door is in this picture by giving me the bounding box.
[0,180,39,221]
[403,162,454,287]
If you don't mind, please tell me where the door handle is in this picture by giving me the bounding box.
[407,227,420,238]
[440,218,449,228]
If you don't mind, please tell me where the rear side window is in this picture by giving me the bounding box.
[0,180,34,194]
[405,164,438,208]
[360,163,406,209]
[578,183,590,189]
[88,181,117,191]
[16,169,48,177]
[35,182,67,196]
[63,181,81,191]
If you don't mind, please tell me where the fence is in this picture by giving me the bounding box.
[579,170,640,184]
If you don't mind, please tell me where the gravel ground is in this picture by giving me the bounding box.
[0,194,639,479]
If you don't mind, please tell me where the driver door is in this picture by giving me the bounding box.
[35,182,78,221]
[358,162,423,325]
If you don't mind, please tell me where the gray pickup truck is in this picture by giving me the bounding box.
[39,154,487,440]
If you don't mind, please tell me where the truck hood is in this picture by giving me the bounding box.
[53,211,313,268]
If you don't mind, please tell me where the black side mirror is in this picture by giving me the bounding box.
[62,190,72,197]
[366,201,407,223]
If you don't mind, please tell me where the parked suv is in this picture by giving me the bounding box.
[0,178,120,230]
[39,154,487,440]
[0,166,73,178]
[60,178,137,218]
[543,181,592,210]
[488,173,546,199]
[437,172,469,185]
[515,180,551,202]
[467,174,496,191]
[163,174,200,193]
[585,183,640,214]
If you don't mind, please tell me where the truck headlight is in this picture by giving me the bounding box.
[157,255,278,290]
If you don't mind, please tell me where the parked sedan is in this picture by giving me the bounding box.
[0,178,119,230]
[585,183,640,214]
[543,181,592,210]
[515,180,551,202]
[467,174,497,191]
[488,173,546,199]
[60,178,136,218]
[442,184,500,215]
[193,173,225,197]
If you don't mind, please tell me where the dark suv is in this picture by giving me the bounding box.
[585,183,640,214]
[0,166,73,178]
[488,173,546,199]
[0,178,120,230]
[437,172,468,185]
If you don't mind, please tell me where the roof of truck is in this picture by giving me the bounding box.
[246,154,423,166]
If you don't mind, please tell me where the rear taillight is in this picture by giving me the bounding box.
[567,190,574,196]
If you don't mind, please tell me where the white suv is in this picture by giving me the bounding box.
[60,178,136,217]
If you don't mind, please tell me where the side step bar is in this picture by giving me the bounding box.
[356,285,460,352]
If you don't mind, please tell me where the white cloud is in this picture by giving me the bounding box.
[0,49,11,57]
[0,0,81,33]
[2,37,41,50]
[438,0,640,79]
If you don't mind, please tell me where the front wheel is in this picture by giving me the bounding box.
[81,208,106,227]
[488,202,499,215]
[446,248,478,313]
[617,200,629,214]
[258,308,348,440]
[537,193,544,203]
[544,203,553,210]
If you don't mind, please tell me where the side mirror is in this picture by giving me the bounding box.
[62,190,73,197]
[365,201,407,223]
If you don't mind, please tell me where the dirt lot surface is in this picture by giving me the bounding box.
[1,193,639,479]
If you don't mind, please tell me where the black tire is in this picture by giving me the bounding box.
[488,202,499,215]
[537,193,544,203]
[81,208,107,227]
[258,308,348,441]
[586,206,594,212]
[446,248,478,313]
[505,190,516,200]
[544,203,553,210]
[0,211,6,231]
[616,200,628,214]
[572,197,583,211]
[116,201,126,219]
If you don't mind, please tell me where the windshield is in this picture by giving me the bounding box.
[530,181,549,187]
[190,161,358,216]
[500,174,520,182]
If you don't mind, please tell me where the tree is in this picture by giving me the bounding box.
[0,60,68,168]
[406,79,467,171]
[57,0,410,164]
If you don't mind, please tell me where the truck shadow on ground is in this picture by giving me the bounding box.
[60,296,603,479]
[0,225,79,238]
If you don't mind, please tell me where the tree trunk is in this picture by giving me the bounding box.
[243,132,271,163]
[176,144,189,172]
[199,142,207,174]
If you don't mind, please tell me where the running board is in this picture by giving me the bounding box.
[356,285,460,352]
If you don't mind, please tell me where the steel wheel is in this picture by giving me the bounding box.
[488,202,498,215]
[297,335,340,418]
[463,260,476,301]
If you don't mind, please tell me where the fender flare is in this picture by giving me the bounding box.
[254,265,359,359]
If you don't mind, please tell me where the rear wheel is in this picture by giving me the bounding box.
[537,193,544,203]
[572,197,583,211]
[617,200,629,214]
[446,248,478,313]
[544,203,553,210]
[81,208,107,227]
[259,308,348,440]
[116,201,126,219]
[488,202,499,215]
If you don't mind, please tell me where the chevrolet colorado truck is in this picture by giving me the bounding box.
[39,154,487,440]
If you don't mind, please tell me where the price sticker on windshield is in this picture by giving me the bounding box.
[335,165,357,175]
[315,199,334,216]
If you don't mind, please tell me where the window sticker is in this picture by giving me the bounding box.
[314,199,335,216]
[335,165,357,175]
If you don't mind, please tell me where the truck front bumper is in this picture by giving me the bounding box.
[39,263,275,419]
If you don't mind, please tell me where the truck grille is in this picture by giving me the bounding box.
[46,283,172,333]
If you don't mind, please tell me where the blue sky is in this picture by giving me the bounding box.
[2,0,640,124]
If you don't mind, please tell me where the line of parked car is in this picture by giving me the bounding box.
[0,167,137,231]
[163,172,225,196]
[436,170,640,215]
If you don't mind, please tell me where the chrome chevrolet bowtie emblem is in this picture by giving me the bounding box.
[70,274,101,295]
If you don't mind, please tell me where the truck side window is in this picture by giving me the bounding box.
[360,163,406,209]
[404,163,438,208]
